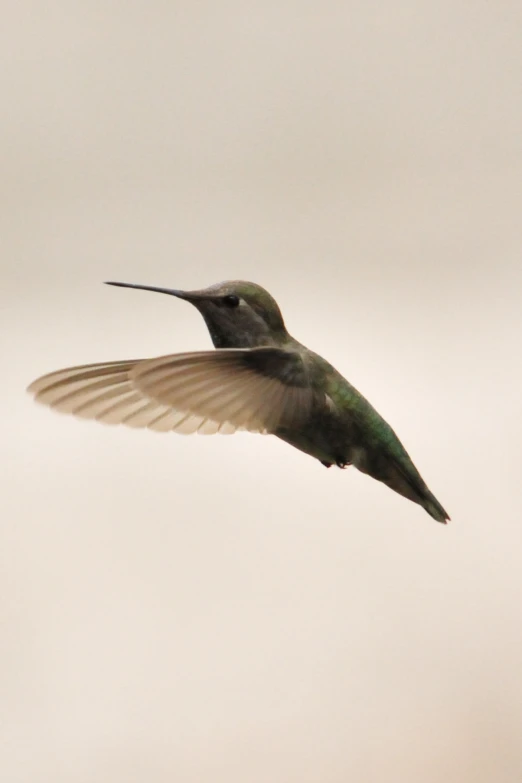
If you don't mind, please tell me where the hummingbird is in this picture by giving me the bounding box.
[28,280,450,523]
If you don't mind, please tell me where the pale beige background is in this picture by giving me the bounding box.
[2,2,522,782]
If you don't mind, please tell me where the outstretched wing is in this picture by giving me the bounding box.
[28,348,313,435]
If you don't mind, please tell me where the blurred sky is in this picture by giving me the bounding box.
[2,2,522,782]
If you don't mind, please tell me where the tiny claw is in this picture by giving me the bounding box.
[336,459,352,469]
[321,460,333,468]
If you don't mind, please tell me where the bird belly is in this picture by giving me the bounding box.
[274,409,357,465]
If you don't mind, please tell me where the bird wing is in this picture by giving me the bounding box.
[27,348,313,435]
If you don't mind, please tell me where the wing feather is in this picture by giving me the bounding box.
[28,348,314,436]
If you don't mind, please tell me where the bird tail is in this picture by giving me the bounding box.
[422,492,450,524]
[379,458,451,524]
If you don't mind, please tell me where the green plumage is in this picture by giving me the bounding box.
[271,343,449,523]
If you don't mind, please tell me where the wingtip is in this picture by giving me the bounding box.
[27,377,42,395]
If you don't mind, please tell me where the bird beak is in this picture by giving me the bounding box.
[105,281,205,302]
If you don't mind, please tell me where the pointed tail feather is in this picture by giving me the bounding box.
[422,493,450,524]
[370,457,451,524]
[380,450,451,524]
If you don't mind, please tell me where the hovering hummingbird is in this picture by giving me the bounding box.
[28,280,449,523]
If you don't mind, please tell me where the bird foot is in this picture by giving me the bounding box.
[321,458,352,469]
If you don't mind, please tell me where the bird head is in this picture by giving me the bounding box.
[105,280,289,348]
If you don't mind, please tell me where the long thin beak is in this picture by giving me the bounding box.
[105,281,198,301]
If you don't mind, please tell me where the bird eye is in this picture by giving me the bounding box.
[222,294,240,308]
